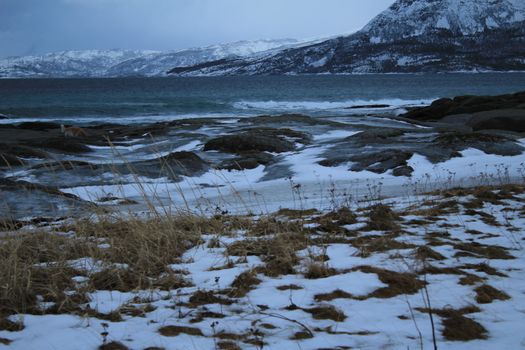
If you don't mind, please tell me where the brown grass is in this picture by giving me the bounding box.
[290,331,314,340]
[99,341,129,350]
[304,262,338,279]
[158,325,204,337]
[414,246,446,261]
[304,305,347,322]
[365,204,401,231]
[0,337,12,345]
[0,213,216,316]
[218,341,242,350]
[314,289,354,302]
[276,284,303,291]
[357,266,425,298]
[442,314,488,341]
[453,242,514,260]
[189,290,233,306]
[352,235,415,257]
[475,284,511,304]
[227,270,261,298]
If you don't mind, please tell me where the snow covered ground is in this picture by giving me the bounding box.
[61,135,525,217]
[1,183,524,349]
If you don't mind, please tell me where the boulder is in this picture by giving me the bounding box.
[218,151,274,170]
[0,153,24,167]
[401,91,525,122]
[26,138,92,153]
[16,122,61,130]
[392,165,414,177]
[204,128,306,154]
[349,149,413,174]
[344,128,405,144]
[125,151,209,180]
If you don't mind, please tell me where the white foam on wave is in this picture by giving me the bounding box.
[232,98,436,112]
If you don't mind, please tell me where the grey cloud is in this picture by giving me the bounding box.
[0,0,395,58]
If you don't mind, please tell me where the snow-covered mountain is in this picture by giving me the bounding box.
[170,0,525,75]
[0,50,157,78]
[0,39,300,78]
[363,0,525,43]
[105,39,299,77]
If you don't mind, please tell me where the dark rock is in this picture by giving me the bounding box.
[0,144,49,159]
[204,128,306,154]
[218,152,274,170]
[392,165,414,177]
[402,91,525,122]
[349,150,413,174]
[158,151,209,175]
[0,153,24,167]
[26,138,92,153]
[16,122,61,130]
[347,104,391,109]
[345,128,405,144]
[249,114,344,127]
[471,116,525,132]
[0,178,81,200]
[30,160,98,171]
[126,151,209,180]
[0,114,7,119]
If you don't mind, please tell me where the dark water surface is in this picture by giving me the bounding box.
[1,74,524,124]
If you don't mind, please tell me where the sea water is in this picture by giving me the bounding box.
[1,73,525,124]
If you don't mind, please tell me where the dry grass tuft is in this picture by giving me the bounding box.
[189,290,233,306]
[247,217,304,236]
[314,289,354,302]
[460,263,508,277]
[276,284,303,291]
[358,266,425,298]
[0,337,12,345]
[98,341,129,350]
[217,341,242,350]
[158,325,204,337]
[442,314,488,341]
[227,270,261,298]
[414,246,446,261]
[352,235,415,257]
[290,331,314,340]
[304,262,338,279]
[365,204,401,231]
[276,208,318,219]
[453,242,514,260]
[475,284,511,304]
[304,305,347,322]
[0,317,25,331]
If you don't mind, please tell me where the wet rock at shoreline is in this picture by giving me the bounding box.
[204,128,309,154]
[125,151,209,180]
[217,151,274,170]
[401,91,525,133]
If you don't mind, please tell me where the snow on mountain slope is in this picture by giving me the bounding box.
[0,39,300,78]
[362,0,525,42]
[168,0,525,76]
[106,39,300,77]
[0,50,158,78]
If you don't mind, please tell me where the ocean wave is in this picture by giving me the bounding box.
[233,98,436,111]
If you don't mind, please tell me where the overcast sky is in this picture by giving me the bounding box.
[0,0,395,58]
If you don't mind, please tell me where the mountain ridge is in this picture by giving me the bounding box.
[169,0,525,76]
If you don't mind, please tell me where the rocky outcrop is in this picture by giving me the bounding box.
[401,91,525,122]
[204,128,310,154]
